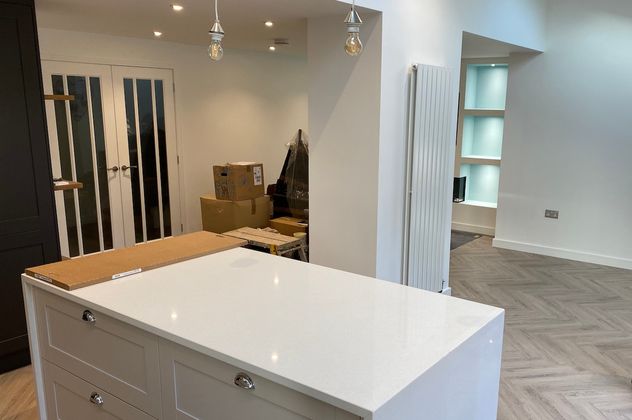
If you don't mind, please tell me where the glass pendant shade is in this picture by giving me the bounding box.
[208,0,224,62]
[345,32,363,56]
[344,4,363,57]
[208,38,223,61]
[208,20,224,62]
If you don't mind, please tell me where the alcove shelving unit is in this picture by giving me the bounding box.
[452,58,509,235]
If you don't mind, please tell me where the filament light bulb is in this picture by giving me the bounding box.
[208,18,225,62]
[345,32,363,56]
[208,38,224,61]
[208,0,224,62]
[343,4,363,57]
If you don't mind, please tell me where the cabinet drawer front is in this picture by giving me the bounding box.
[160,340,359,420]
[43,360,155,420]
[35,289,161,417]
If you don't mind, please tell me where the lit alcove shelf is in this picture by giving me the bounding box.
[464,63,509,110]
[453,58,509,234]
[459,163,500,204]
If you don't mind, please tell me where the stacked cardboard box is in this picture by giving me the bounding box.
[213,162,264,201]
[200,195,270,234]
[201,162,270,234]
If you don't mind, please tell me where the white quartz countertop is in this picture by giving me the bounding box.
[23,248,503,417]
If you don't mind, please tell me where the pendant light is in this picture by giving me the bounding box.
[344,0,363,56]
[208,0,224,61]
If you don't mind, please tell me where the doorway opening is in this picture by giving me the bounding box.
[37,0,384,266]
[451,32,538,246]
[43,62,180,258]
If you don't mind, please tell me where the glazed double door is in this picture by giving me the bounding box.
[43,62,181,258]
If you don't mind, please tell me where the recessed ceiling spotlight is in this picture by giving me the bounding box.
[171,4,183,11]
[268,45,276,52]
[153,31,163,37]
[264,21,274,28]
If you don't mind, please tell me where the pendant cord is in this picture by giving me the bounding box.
[214,0,219,22]
[352,0,355,10]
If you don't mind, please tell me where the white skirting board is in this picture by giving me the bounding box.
[493,238,632,271]
[452,222,495,236]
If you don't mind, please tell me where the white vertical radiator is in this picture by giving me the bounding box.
[403,64,453,292]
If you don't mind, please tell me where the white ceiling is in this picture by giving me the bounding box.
[35,0,360,56]
[462,32,539,59]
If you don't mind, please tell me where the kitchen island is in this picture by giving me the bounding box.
[22,247,504,419]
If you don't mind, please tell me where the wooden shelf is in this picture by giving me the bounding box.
[53,180,83,191]
[44,94,75,101]
[455,200,498,209]
[463,109,505,117]
[461,156,501,166]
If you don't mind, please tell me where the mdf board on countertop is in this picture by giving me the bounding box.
[25,232,246,290]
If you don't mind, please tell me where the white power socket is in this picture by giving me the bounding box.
[545,209,559,219]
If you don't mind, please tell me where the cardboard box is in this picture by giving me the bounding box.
[201,194,271,234]
[213,162,265,201]
[270,217,308,237]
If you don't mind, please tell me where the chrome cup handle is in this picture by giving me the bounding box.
[234,373,255,390]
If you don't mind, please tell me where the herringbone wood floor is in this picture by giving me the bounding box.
[1,237,631,419]
[452,236,632,420]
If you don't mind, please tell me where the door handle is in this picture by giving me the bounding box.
[107,165,119,173]
[121,165,137,171]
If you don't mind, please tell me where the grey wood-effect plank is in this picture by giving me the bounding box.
[451,236,632,420]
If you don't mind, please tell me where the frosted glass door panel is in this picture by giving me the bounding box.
[460,164,500,206]
[461,116,504,159]
[464,64,508,110]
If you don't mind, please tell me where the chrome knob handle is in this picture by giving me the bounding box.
[82,310,96,324]
[121,165,137,171]
[90,392,104,406]
[107,165,119,172]
[234,373,255,390]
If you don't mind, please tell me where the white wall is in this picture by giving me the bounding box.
[361,0,546,282]
[38,28,308,232]
[495,0,632,270]
[307,14,382,277]
[305,0,546,281]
